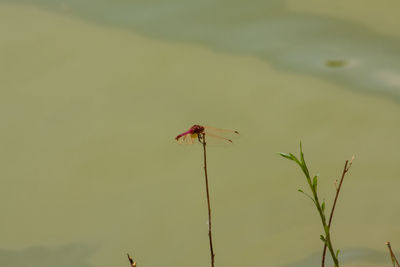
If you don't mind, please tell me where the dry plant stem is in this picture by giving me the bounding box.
[321,159,352,267]
[201,133,215,267]
[127,253,136,267]
[386,242,400,267]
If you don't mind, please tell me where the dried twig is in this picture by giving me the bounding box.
[321,156,354,267]
[386,242,400,267]
[127,253,137,267]
[200,132,215,267]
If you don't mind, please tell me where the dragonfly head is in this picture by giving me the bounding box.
[190,125,205,134]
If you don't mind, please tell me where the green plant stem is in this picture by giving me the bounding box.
[302,167,339,267]
[201,133,215,267]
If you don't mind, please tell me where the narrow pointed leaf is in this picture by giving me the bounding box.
[299,141,305,164]
[289,153,301,166]
[336,249,340,258]
[297,189,316,204]
[312,176,318,190]
[280,153,294,161]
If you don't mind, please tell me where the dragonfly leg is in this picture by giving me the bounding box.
[198,133,206,145]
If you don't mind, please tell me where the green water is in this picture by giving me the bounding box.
[0,1,400,267]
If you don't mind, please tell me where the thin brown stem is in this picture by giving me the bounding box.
[201,133,215,267]
[386,242,400,267]
[127,253,136,267]
[322,156,354,267]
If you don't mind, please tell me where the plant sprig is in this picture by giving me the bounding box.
[280,143,352,267]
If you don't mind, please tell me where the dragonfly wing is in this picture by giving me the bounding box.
[177,133,196,144]
[188,134,195,144]
[205,132,234,143]
[204,126,239,135]
[204,126,239,144]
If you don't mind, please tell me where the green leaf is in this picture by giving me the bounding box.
[297,189,316,204]
[321,201,325,213]
[312,176,318,190]
[336,249,340,259]
[299,142,312,178]
[299,141,305,164]
[289,153,301,166]
[280,153,294,161]
[320,235,326,243]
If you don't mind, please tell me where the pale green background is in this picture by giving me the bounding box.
[0,1,400,266]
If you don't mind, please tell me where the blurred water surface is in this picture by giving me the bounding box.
[0,1,399,267]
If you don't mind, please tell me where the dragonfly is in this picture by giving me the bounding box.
[175,125,239,144]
